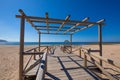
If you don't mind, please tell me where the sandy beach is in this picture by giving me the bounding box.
[0,44,120,80]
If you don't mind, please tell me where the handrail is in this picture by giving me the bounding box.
[80,47,120,80]
[36,53,47,80]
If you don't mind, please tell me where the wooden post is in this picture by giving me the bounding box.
[70,34,72,53]
[38,32,41,52]
[47,46,49,53]
[19,16,25,80]
[84,52,87,68]
[98,24,102,66]
[34,49,36,60]
[79,47,81,57]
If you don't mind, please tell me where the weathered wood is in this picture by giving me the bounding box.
[40,32,70,35]
[16,15,104,25]
[36,53,47,80]
[25,47,38,53]
[23,52,44,55]
[24,55,33,71]
[57,15,70,32]
[88,53,120,69]
[36,28,75,32]
[70,34,72,53]
[24,58,42,74]
[64,17,89,33]
[35,25,81,29]
[19,9,35,28]
[73,19,105,33]
[84,52,87,68]
[98,24,102,66]
[19,16,25,80]
[94,60,117,80]
[46,12,49,33]
[79,48,81,57]
[38,32,41,52]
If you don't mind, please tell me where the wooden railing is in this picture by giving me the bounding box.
[23,46,55,80]
[79,47,120,80]
[36,52,47,80]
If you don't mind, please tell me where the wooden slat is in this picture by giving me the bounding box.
[73,19,105,33]
[36,53,47,80]
[64,17,89,33]
[57,15,70,33]
[23,52,44,55]
[24,58,42,74]
[35,25,80,29]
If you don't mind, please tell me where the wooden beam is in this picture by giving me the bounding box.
[40,32,70,35]
[36,53,47,80]
[36,28,75,32]
[38,32,41,52]
[19,16,25,80]
[25,47,38,52]
[23,52,44,55]
[70,34,72,53]
[46,12,49,33]
[18,9,37,30]
[57,15,70,33]
[64,17,89,33]
[98,24,102,66]
[16,15,103,25]
[72,19,105,33]
[35,25,81,30]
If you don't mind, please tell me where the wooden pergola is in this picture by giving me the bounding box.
[16,9,105,80]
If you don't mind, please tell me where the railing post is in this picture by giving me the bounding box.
[34,48,36,60]
[70,34,72,53]
[47,46,49,53]
[84,52,87,68]
[79,47,81,57]
[38,32,41,52]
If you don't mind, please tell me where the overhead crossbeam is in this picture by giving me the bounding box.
[16,15,103,25]
[64,17,89,34]
[40,32,70,35]
[36,28,75,32]
[19,9,36,29]
[35,26,80,30]
[72,19,105,33]
[56,15,70,33]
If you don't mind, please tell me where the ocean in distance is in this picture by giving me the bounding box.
[0,42,120,46]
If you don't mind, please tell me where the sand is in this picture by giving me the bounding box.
[0,44,120,80]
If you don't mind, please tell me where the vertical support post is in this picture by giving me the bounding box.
[84,52,87,68]
[38,32,41,52]
[19,16,25,80]
[70,34,72,53]
[98,24,102,66]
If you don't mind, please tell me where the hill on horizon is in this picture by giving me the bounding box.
[0,39,8,42]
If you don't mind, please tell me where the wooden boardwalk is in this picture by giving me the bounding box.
[45,46,99,80]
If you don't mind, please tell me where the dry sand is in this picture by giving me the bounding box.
[0,44,120,80]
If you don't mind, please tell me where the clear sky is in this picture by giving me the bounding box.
[0,0,120,42]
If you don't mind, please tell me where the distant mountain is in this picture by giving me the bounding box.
[0,39,8,42]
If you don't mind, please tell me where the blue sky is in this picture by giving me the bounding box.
[0,0,120,42]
